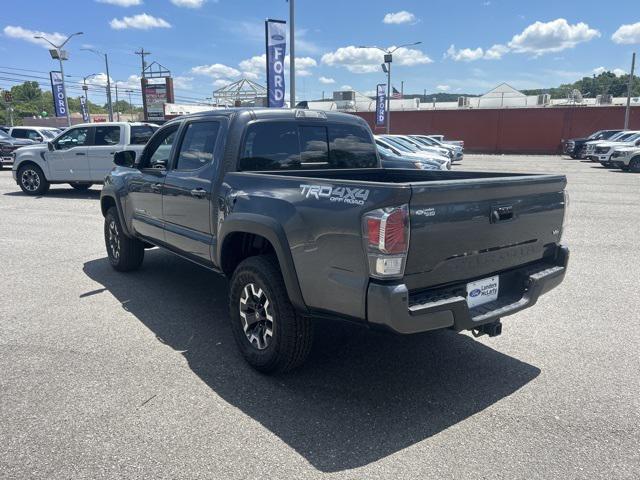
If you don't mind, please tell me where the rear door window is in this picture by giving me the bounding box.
[174,121,220,171]
[130,125,156,145]
[240,123,300,171]
[93,126,121,146]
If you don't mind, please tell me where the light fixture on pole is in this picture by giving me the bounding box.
[33,31,83,127]
[358,42,422,134]
[82,48,114,122]
[82,73,99,104]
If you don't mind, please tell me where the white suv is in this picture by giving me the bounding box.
[9,126,61,143]
[610,147,640,172]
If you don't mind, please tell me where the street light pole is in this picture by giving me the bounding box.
[624,52,636,130]
[34,31,83,127]
[358,42,421,134]
[82,73,98,104]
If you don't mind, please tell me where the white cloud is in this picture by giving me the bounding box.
[445,45,484,62]
[436,85,450,91]
[383,11,417,25]
[173,76,194,90]
[321,45,432,73]
[3,25,67,48]
[117,75,142,90]
[110,13,171,30]
[593,66,626,77]
[318,76,335,84]
[484,44,509,60]
[613,68,626,77]
[96,0,142,6]
[191,63,241,79]
[612,22,640,44]
[213,79,233,89]
[593,66,606,75]
[508,18,600,55]
[170,0,205,8]
[340,85,353,90]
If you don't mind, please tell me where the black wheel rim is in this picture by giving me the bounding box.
[107,219,121,260]
[21,169,40,192]
[239,283,274,350]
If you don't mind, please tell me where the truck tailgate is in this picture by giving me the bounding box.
[404,174,566,290]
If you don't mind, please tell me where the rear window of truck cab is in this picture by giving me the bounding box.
[239,122,378,171]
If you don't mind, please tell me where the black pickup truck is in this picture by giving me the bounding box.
[100,108,569,373]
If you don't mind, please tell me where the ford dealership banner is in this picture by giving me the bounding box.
[265,19,286,107]
[375,84,386,127]
[80,96,90,122]
[49,71,67,118]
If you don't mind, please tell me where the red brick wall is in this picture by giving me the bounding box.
[355,106,640,154]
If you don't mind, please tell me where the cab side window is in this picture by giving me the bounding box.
[139,125,178,169]
[55,128,90,150]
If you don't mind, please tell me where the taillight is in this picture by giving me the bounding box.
[362,204,410,278]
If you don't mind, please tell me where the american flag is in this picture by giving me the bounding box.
[391,87,403,99]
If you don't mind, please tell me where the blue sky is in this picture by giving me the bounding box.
[1,0,639,106]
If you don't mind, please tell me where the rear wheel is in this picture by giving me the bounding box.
[104,207,144,271]
[70,182,92,191]
[229,255,313,373]
[630,158,640,173]
[18,164,49,196]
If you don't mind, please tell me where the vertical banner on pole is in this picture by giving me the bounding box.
[265,19,287,107]
[80,96,90,122]
[50,71,67,118]
[375,83,387,127]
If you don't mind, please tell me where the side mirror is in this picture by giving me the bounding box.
[47,141,54,151]
[114,150,136,168]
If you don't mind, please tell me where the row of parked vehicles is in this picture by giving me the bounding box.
[0,126,62,169]
[562,129,640,172]
[4,119,464,195]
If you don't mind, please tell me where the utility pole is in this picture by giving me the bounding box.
[127,90,134,119]
[135,48,151,120]
[114,83,120,121]
[289,0,295,108]
[401,80,404,99]
[624,52,636,130]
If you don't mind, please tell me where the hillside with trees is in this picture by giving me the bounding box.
[521,71,639,99]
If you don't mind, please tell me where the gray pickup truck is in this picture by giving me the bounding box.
[100,108,569,373]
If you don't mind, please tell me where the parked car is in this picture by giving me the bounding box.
[100,108,569,373]
[609,146,640,172]
[408,134,464,162]
[562,129,623,159]
[427,134,464,148]
[375,136,451,169]
[385,135,452,160]
[9,126,61,143]
[587,132,640,167]
[0,130,35,169]
[12,122,158,195]
[0,125,10,133]
[583,130,636,159]
[377,144,443,170]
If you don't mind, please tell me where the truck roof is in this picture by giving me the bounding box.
[69,121,158,128]
[170,108,367,126]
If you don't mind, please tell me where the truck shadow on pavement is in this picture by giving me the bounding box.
[83,249,540,473]
[4,187,101,200]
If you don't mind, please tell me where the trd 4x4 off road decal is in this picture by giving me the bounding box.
[299,184,370,205]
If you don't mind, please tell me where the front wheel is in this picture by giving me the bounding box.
[18,164,50,195]
[229,255,313,373]
[104,207,144,271]
[630,158,640,173]
[70,182,92,191]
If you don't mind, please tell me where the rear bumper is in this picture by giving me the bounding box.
[366,246,569,334]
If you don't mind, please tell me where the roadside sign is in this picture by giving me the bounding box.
[3,91,12,103]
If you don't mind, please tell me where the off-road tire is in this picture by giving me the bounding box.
[104,207,144,272]
[18,164,50,196]
[630,158,640,173]
[229,255,313,373]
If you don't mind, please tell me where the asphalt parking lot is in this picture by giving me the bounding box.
[1,155,639,479]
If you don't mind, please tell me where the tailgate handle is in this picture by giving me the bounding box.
[491,205,514,223]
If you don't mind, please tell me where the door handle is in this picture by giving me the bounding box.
[150,183,163,192]
[75,152,86,156]
[190,188,207,198]
[109,152,115,155]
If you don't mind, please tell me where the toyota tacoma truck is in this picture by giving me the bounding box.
[100,108,569,373]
